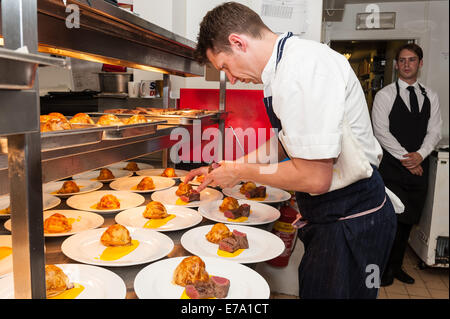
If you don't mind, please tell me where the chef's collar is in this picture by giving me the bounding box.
[398,78,419,90]
[261,32,290,86]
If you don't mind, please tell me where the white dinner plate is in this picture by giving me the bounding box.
[0,193,61,217]
[0,263,126,299]
[105,161,154,171]
[43,179,103,198]
[198,199,281,226]
[180,225,285,264]
[109,176,175,193]
[0,235,12,278]
[222,183,291,203]
[115,205,203,232]
[3,210,104,237]
[72,168,133,183]
[136,168,189,179]
[134,256,270,299]
[61,227,174,267]
[151,186,223,208]
[66,190,145,214]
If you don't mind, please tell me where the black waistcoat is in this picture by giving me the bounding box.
[378,81,431,224]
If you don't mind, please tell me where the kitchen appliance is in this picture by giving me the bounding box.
[98,72,133,93]
[409,141,449,268]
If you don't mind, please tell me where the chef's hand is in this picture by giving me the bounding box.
[401,152,423,169]
[183,166,210,184]
[408,164,423,176]
[196,161,241,192]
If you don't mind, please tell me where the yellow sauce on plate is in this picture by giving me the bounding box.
[143,214,175,229]
[98,239,139,261]
[48,283,84,299]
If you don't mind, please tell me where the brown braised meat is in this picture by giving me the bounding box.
[223,203,250,220]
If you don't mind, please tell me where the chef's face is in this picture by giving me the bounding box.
[206,48,262,85]
[396,49,423,82]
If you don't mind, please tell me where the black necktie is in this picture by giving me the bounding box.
[407,86,420,114]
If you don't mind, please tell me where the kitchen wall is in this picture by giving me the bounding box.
[324,0,449,139]
[131,0,323,97]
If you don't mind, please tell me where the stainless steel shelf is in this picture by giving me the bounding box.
[0,125,179,195]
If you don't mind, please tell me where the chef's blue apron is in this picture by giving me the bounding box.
[263,32,397,299]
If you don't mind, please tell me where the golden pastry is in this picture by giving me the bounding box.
[57,180,80,194]
[136,177,155,191]
[205,223,232,244]
[97,168,115,180]
[123,114,148,125]
[124,161,139,171]
[100,224,131,247]
[239,181,257,195]
[43,213,72,233]
[41,117,72,132]
[96,194,120,210]
[45,265,73,298]
[161,167,176,177]
[97,114,124,126]
[195,175,205,183]
[175,182,193,197]
[142,201,168,219]
[219,197,240,212]
[172,256,210,287]
[69,113,95,125]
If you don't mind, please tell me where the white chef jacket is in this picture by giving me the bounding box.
[261,33,383,167]
[371,78,442,160]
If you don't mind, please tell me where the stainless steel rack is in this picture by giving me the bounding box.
[0,0,226,299]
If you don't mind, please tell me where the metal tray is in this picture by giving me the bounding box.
[41,124,104,151]
[0,47,66,90]
[144,111,227,125]
[84,114,167,139]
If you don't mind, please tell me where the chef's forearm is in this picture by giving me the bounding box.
[234,158,333,194]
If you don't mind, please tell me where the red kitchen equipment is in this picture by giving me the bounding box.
[266,195,299,267]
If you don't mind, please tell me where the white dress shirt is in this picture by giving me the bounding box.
[371,78,442,160]
[261,33,383,167]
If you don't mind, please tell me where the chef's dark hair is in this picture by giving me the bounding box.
[395,43,423,61]
[194,2,271,65]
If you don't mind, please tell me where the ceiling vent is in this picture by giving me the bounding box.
[323,0,345,22]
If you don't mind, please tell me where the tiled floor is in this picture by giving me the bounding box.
[270,245,449,299]
[377,245,449,299]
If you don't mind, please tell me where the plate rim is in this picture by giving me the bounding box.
[66,190,145,214]
[0,263,127,299]
[150,186,224,208]
[222,184,291,203]
[61,226,174,267]
[114,204,203,232]
[109,175,176,193]
[198,199,281,225]
[180,224,285,264]
[133,256,270,299]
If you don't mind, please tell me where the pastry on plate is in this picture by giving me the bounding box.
[136,177,155,191]
[219,197,239,213]
[96,194,120,210]
[175,182,200,203]
[100,224,131,247]
[57,180,80,194]
[43,213,72,233]
[161,167,176,177]
[205,223,232,244]
[123,161,140,171]
[97,168,115,180]
[172,256,209,287]
[239,181,257,195]
[142,201,168,219]
[45,264,74,298]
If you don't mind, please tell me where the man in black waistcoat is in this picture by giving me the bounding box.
[372,43,442,286]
